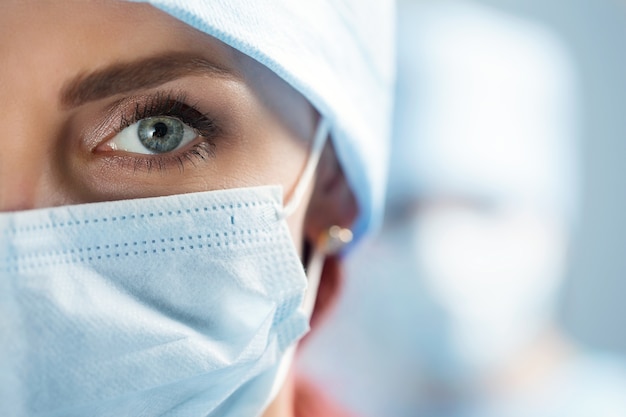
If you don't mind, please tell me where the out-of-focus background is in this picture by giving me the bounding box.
[477,0,626,367]
[298,0,626,416]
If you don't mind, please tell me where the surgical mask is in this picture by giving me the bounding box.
[346,201,567,384]
[0,118,330,417]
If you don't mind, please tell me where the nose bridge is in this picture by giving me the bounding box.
[0,107,51,212]
[0,2,75,213]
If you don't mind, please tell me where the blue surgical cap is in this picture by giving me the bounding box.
[132,0,396,241]
[391,0,580,224]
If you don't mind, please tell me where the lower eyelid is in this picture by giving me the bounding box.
[91,138,216,176]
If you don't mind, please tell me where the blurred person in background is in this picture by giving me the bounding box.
[298,0,626,416]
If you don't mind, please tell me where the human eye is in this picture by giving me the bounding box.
[105,115,197,154]
[96,92,218,170]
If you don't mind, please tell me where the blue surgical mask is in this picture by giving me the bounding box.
[0,120,330,417]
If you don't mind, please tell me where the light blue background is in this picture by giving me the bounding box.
[466,0,626,356]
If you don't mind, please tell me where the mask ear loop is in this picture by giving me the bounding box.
[281,117,331,219]
[267,118,330,404]
[278,116,352,314]
[278,116,354,315]
[268,225,353,405]
[268,119,349,404]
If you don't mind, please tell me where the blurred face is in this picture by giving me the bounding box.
[353,195,568,377]
[0,0,317,246]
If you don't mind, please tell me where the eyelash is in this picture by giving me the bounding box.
[113,91,218,172]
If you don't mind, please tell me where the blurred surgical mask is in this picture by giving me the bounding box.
[0,120,329,417]
[350,198,568,382]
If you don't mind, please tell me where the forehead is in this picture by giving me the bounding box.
[1,2,239,86]
[1,1,229,51]
[0,0,314,143]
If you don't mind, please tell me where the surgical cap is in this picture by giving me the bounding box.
[132,0,396,240]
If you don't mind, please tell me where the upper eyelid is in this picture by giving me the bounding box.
[112,92,219,136]
[93,93,219,165]
[81,88,222,153]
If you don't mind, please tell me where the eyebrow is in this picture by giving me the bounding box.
[60,52,236,108]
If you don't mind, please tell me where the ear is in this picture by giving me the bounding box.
[304,142,357,241]
[303,141,358,332]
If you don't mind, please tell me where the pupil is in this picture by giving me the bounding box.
[138,116,185,154]
[153,122,168,138]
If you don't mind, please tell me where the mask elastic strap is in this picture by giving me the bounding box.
[281,117,331,219]
[268,225,354,404]
[266,118,330,404]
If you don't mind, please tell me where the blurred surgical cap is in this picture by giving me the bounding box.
[390,0,580,223]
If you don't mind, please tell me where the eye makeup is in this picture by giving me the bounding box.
[94,90,220,173]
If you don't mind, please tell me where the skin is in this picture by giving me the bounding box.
[0,1,357,416]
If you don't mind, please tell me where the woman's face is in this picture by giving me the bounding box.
[0,1,317,246]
